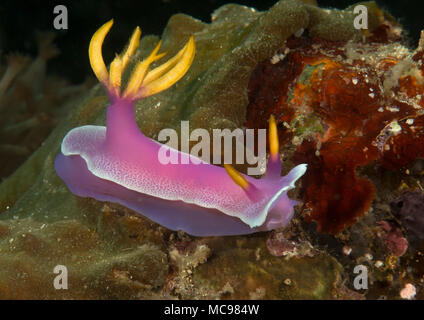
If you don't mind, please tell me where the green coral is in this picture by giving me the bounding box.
[194,237,342,299]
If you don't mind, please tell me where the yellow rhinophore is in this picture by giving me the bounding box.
[224,115,280,190]
[269,115,279,159]
[224,164,249,190]
[88,20,195,100]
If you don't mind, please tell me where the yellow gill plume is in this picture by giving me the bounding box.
[88,20,195,100]
[122,40,165,98]
[89,19,114,86]
[137,36,195,98]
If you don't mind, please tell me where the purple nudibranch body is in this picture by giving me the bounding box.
[54,20,307,236]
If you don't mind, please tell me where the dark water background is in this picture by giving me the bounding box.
[1,0,423,83]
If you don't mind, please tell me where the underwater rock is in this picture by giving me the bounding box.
[0,213,168,299]
[390,192,424,241]
[186,237,342,299]
[266,230,316,258]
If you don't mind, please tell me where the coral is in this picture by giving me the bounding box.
[390,192,424,241]
[266,231,299,257]
[167,241,211,297]
[246,10,424,234]
[333,284,365,300]
[378,221,408,257]
[0,204,169,299]
[0,53,30,102]
[0,32,92,179]
[192,236,342,299]
[399,283,416,300]
[266,230,316,258]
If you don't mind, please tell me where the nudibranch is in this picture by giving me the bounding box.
[54,20,307,236]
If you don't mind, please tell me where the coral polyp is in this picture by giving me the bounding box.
[0,32,92,179]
